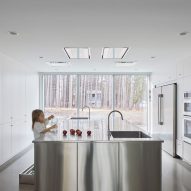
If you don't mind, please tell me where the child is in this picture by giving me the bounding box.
[32,109,58,139]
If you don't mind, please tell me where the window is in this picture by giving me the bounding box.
[114,75,149,130]
[79,75,113,118]
[64,48,90,59]
[102,47,128,59]
[43,75,77,119]
[41,74,149,130]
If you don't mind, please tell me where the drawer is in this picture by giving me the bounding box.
[183,141,191,164]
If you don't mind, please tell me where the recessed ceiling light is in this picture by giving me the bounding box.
[102,47,128,59]
[46,61,69,67]
[8,31,19,36]
[39,56,44,59]
[179,31,189,36]
[115,61,136,67]
[63,47,90,59]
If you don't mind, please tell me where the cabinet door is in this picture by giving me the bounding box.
[12,120,26,155]
[1,123,12,163]
[26,120,33,145]
[177,79,184,140]
[183,62,191,77]
[25,73,39,143]
[183,76,191,92]
[0,124,2,165]
[183,142,191,164]
[11,67,26,121]
[35,142,77,191]
[176,139,183,157]
[2,64,13,124]
[176,62,184,78]
[119,142,161,191]
[26,72,39,115]
[0,63,2,125]
[78,142,118,191]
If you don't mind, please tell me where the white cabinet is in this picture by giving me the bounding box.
[0,125,2,165]
[176,78,184,157]
[183,62,191,77]
[25,72,39,145]
[12,120,26,156]
[1,62,28,123]
[11,68,26,121]
[177,79,184,140]
[2,63,13,124]
[0,63,3,125]
[0,53,39,166]
[176,63,184,78]
[1,123,12,163]
[183,142,191,164]
[26,72,39,114]
[183,76,191,93]
[176,139,183,157]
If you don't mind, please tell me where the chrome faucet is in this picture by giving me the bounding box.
[108,110,124,135]
[82,106,90,119]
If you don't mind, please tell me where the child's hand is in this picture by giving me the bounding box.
[48,115,54,120]
[52,124,58,129]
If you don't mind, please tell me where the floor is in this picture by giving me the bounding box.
[0,148,34,191]
[0,148,191,191]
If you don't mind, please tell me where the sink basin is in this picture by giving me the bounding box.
[110,131,151,138]
[70,117,89,120]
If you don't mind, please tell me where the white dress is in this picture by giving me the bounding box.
[33,119,49,139]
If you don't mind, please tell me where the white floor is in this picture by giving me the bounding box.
[0,148,191,191]
[162,152,191,191]
[0,148,34,191]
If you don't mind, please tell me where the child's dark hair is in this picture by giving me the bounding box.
[32,109,43,129]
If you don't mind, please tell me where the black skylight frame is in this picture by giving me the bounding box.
[101,47,129,59]
[64,47,91,59]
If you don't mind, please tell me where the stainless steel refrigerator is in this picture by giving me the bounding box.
[152,83,177,157]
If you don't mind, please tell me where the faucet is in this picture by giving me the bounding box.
[82,106,90,119]
[108,110,124,135]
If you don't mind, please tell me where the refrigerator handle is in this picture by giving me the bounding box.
[159,94,164,125]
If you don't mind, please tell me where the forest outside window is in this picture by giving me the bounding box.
[41,74,149,130]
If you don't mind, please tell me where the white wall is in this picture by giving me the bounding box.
[151,58,191,160]
[0,52,39,166]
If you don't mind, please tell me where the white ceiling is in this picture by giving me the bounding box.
[0,0,191,72]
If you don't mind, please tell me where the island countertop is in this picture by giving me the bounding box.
[33,119,163,143]
[34,119,163,191]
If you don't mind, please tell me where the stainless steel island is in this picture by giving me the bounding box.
[33,120,163,191]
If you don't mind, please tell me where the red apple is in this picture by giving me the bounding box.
[76,129,80,134]
[70,129,75,135]
[87,131,91,136]
[63,130,67,136]
[77,130,82,136]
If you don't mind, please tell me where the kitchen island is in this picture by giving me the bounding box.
[33,119,163,191]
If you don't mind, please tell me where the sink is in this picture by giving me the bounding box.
[110,131,151,138]
[70,117,89,120]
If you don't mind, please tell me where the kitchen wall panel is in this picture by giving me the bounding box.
[0,52,39,166]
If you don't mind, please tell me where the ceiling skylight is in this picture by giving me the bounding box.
[102,47,128,59]
[64,47,90,59]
